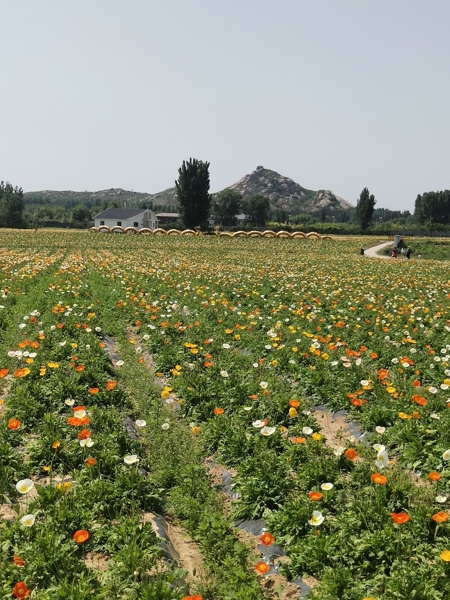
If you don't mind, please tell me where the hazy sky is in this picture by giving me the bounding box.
[1,1,449,211]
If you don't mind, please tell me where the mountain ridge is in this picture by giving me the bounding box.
[23,167,353,215]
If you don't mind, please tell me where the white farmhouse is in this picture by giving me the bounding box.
[94,208,158,230]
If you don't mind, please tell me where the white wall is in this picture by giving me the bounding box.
[94,210,157,230]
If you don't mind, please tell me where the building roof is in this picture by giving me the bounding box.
[94,208,148,219]
[156,213,179,218]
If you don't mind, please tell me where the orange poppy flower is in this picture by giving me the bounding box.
[67,416,90,426]
[14,368,30,378]
[292,437,306,444]
[203,361,213,367]
[412,395,427,407]
[370,352,378,359]
[88,388,99,394]
[390,512,410,524]
[260,532,275,546]
[73,529,89,543]
[12,582,30,598]
[78,429,91,440]
[351,399,368,407]
[30,341,39,349]
[7,419,21,430]
[308,491,323,501]
[345,448,358,461]
[73,406,86,412]
[249,394,258,400]
[75,365,85,372]
[371,473,387,485]
[0,368,9,378]
[85,458,97,466]
[428,471,441,482]
[289,399,300,407]
[378,369,389,380]
[106,381,116,390]
[13,555,24,566]
[432,511,448,523]
[255,561,270,574]
[214,407,224,415]
[412,379,421,387]
[182,596,202,600]
[57,323,64,329]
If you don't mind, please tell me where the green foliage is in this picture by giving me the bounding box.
[175,158,212,229]
[414,190,450,225]
[213,189,242,226]
[71,204,92,224]
[242,194,270,227]
[0,181,25,228]
[356,187,376,230]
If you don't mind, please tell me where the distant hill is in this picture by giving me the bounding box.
[24,167,353,215]
[227,166,353,214]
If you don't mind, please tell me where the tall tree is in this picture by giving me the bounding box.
[0,181,25,228]
[213,189,242,226]
[175,158,212,229]
[356,187,376,230]
[414,190,450,224]
[242,194,270,227]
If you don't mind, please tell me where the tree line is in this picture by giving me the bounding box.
[1,164,449,230]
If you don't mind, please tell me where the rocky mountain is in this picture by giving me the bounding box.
[227,166,353,214]
[24,167,353,215]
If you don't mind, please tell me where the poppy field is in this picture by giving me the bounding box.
[1,230,450,600]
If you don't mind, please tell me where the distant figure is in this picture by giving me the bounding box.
[392,248,398,258]
[418,254,422,260]
[360,248,365,256]
[401,247,405,255]
[406,247,412,260]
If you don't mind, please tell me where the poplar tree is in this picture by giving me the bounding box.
[356,187,376,230]
[175,158,212,229]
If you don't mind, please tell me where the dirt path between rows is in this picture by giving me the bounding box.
[364,240,392,258]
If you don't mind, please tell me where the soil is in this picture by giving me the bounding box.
[313,409,352,449]
[83,552,113,571]
[166,520,205,583]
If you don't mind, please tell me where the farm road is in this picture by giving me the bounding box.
[364,240,392,258]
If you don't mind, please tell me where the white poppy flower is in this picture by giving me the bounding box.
[442,449,450,461]
[260,426,276,436]
[355,358,362,366]
[360,380,370,386]
[161,422,170,430]
[321,483,334,491]
[259,381,268,389]
[20,514,36,527]
[375,450,389,469]
[65,399,75,406]
[428,387,438,394]
[74,410,86,419]
[334,446,345,456]
[222,343,231,349]
[391,358,399,364]
[375,426,386,434]
[16,479,34,494]
[264,345,272,350]
[331,361,338,366]
[135,419,146,427]
[441,384,449,390]
[245,433,252,440]
[115,360,124,367]
[302,427,313,435]
[309,511,324,526]
[80,438,94,447]
[436,495,447,503]
[243,406,253,411]
[373,444,385,453]
[124,455,139,465]
[220,370,229,378]
[252,420,265,428]
[430,413,440,420]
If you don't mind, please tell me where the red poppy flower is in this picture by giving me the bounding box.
[85,457,97,466]
[308,491,323,501]
[345,448,358,461]
[78,429,91,440]
[13,582,30,598]
[255,561,270,574]
[0,368,9,378]
[8,419,21,430]
[73,529,89,543]
[428,472,441,482]
[390,512,410,524]
[260,532,275,546]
